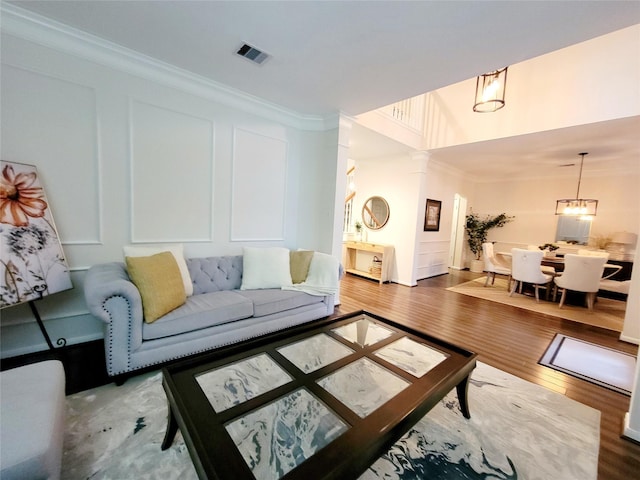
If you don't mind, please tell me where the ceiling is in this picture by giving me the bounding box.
[350,116,640,181]
[6,1,640,179]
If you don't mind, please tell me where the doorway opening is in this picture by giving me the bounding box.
[449,194,467,270]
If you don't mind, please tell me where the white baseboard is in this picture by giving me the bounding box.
[623,412,640,443]
[0,313,103,359]
[619,333,640,345]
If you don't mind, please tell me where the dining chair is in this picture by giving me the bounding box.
[482,242,511,288]
[553,254,607,310]
[577,249,622,279]
[509,248,554,302]
[527,245,557,275]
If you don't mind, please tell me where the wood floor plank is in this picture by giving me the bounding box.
[333,270,640,480]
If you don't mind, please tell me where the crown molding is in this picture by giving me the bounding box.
[0,3,331,131]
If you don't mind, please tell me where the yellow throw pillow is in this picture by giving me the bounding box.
[123,244,193,296]
[125,251,186,323]
[290,250,314,284]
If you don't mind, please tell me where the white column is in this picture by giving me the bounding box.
[411,151,430,285]
[624,363,640,442]
[622,243,640,441]
[332,115,354,258]
[621,247,640,343]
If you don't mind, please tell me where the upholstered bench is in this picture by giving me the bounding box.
[599,279,631,296]
[0,360,66,480]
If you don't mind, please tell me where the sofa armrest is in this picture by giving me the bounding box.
[83,262,144,376]
[84,262,142,324]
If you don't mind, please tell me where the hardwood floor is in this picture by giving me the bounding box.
[334,270,639,480]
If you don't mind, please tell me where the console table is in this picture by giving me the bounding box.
[343,241,394,283]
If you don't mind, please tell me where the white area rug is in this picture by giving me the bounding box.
[540,333,637,395]
[62,362,600,480]
[447,277,625,332]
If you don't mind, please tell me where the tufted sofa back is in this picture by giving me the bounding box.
[186,256,244,294]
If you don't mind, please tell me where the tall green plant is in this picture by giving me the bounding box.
[465,212,514,260]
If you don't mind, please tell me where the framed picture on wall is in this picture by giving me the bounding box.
[424,199,442,231]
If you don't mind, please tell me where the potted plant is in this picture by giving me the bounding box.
[465,211,514,272]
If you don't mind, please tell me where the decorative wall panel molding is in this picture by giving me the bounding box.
[0,64,102,246]
[129,99,215,243]
[231,128,288,242]
[417,240,450,279]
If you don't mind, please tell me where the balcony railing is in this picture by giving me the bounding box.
[378,95,425,133]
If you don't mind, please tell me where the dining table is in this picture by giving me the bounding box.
[496,252,623,279]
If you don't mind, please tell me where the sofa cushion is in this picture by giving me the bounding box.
[124,243,194,296]
[236,289,324,318]
[290,250,314,284]
[241,247,292,290]
[142,290,253,340]
[125,252,186,323]
[187,256,243,294]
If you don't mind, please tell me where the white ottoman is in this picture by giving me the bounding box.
[1,360,65,480]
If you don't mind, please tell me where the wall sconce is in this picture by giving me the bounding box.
[473,67,508,113]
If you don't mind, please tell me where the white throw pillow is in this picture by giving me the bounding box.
[241,247,293,290]
[123,244,193,296]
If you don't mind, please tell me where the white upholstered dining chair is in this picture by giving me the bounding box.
[553,254,607,310]
[482,242,511,288]
[528,245,560,275]
[526,245,557,274]
[509,248,554,302]
[577,249,622,279]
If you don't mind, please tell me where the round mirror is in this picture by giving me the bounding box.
[362,196,390,230]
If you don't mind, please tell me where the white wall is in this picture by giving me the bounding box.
[416,159,475,282]
[0,23,338,357]
[471,173,640,247]
[423,25,640,150]
[349,153,475,286]
[350,155,422,285]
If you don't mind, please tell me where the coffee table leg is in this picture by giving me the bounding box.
[161,402,179,450]
[456,375,472,419]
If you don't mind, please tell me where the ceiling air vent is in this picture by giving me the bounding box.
[236,43,269,65]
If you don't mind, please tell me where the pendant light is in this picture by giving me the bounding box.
[473,67,508,113]
[555,152,598,216]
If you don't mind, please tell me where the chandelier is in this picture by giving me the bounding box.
[473,67,508,113]
[555,152,598,216]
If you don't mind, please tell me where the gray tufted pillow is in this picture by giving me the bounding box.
[186,256,243,294]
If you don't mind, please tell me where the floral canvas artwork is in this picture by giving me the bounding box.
[0,160,72,308]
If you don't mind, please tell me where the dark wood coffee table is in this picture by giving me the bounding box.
[161,310,477,480]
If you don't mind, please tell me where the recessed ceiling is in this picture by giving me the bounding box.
[427,117,640,181]
[349,117,640,181]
